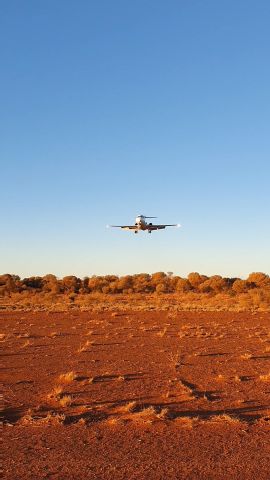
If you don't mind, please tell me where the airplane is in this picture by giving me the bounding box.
[108,214,181,234]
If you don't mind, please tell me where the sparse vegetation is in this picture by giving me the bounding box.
[2,308,270,480]
[59,395,72,407]
[47,385,64,400]
[0,272,269,312]
[210,414,241,424]
[59,371,77,383]
[124,401,138,412]
[240,353,252,360]
[77,340,93,353]
[20,412,66,426]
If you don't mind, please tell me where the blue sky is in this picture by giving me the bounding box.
[1,0,269,278]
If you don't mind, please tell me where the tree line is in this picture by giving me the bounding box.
[0,272,269,296]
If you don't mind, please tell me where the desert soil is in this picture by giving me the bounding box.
[1,310,270,479]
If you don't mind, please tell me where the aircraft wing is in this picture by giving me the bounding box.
[148,224,180,230]
[109,225,138,230]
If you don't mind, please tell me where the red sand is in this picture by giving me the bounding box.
[2,311,270,479]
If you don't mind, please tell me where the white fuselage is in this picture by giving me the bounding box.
[135,215,148,230]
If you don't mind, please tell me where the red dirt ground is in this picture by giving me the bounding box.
[2,311,270,479]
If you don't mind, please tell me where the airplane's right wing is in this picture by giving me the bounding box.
[109,225,138,230]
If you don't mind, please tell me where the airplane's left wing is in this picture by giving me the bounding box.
[148,224,180,230]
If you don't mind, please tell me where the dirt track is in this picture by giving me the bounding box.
[2,311,270,479]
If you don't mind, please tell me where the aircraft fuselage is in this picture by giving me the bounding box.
[135,215,151,230]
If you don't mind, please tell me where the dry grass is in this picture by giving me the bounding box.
[156,407,169,420]
[174,416,197,428]
[118,405,171,423]
[50,331,60,338]
[59,371,77,383]
[106,417,119,425]
[157,327,167,337]
[47,385,64,400]
[17,332,31,338]
[210,414,241,424]
[119,401,137,413]
[2,281,270,313]
[259,373,270,382]
[132,406,157,423]
[59,395,72,407]
[76,417,86,425]
[20,412,66,426]
[77,340,93,353]
[240,353,252,360]
[168,352,180,367]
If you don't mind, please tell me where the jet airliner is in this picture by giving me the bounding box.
[108,215,181,234]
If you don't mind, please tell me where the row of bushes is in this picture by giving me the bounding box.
[0,272,269,296]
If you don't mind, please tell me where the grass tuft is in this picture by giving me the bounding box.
[59,371,77,383]
[59,395,72,407]
[259,373,270,382]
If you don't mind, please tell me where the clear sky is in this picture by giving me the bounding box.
[1,0,269,279]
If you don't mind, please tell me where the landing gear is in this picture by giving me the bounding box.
[134,230,138,234]
[148,230,152,234]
